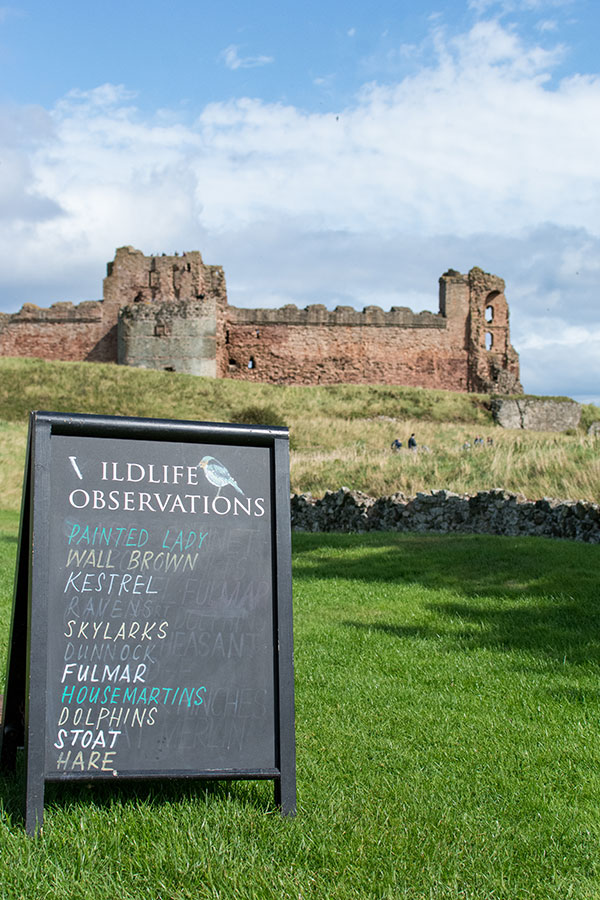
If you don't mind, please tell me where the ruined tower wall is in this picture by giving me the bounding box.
[104,246,226,306]
[111,246,228,376]
[463,268,521,393]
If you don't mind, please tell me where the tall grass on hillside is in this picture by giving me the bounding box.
[291,422,600,501]
[3,419,598,510]
[0,356,598,506]
[1,518,600,899]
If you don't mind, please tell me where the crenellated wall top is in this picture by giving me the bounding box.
[0,300,104,326]
[227,304,446,329]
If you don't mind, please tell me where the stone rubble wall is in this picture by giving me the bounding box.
[291,487,600,543]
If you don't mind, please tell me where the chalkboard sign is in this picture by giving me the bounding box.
[1,411,296,834]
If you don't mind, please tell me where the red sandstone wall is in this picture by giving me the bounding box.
[222,321,471,390]
[222,268,521,393]
[0,302,118,363]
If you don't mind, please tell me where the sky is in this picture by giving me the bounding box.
[1,0,599,402]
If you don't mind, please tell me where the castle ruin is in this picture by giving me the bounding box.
[0,246,522,393]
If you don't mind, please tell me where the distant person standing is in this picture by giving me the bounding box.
[408,433,417,450]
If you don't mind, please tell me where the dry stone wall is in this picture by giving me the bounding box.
[291,487,600,543]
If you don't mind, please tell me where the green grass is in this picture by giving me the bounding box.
[1,356,600,506]
[1,516,600,899]
[0,511,18,681]
[0,357,492,426]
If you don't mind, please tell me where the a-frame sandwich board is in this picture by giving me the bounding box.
[1,411,296,835]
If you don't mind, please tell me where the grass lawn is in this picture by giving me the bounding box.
[0,515,599,899]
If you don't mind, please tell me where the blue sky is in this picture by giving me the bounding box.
[1,0,600,402]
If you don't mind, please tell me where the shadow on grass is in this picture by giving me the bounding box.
[292,532,599,598]
[43,776,274,812]
[293,532,600,665]
[342,601,600,668]
[0,756,275,830]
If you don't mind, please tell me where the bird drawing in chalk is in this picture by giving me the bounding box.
[198,456,244,498]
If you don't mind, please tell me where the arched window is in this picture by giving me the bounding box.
[248,356,255,369]
[485,332,493,351]
[485,306,494,323]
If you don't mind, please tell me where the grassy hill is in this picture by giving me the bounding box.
[0,356,598,509]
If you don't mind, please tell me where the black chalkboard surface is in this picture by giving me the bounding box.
[1,412,296,834]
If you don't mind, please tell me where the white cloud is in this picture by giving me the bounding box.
[468,0,574,12]
[518,330,600,402]
[5,19,598,250]
[518,322,598,352]
[537,18,558,31]
[0,103,63,224]
[220,44,274,70]
[58,83,139,108]
[184,23,592,241]
[0,17,599,400]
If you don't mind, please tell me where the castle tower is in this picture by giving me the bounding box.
[112,247,228,376]
[464,267,522,394]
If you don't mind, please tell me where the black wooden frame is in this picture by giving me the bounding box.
[0,411,296,834]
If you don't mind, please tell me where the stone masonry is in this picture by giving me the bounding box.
[490,397,581,432]
[291,487,600,544]
[0,247,522,394]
